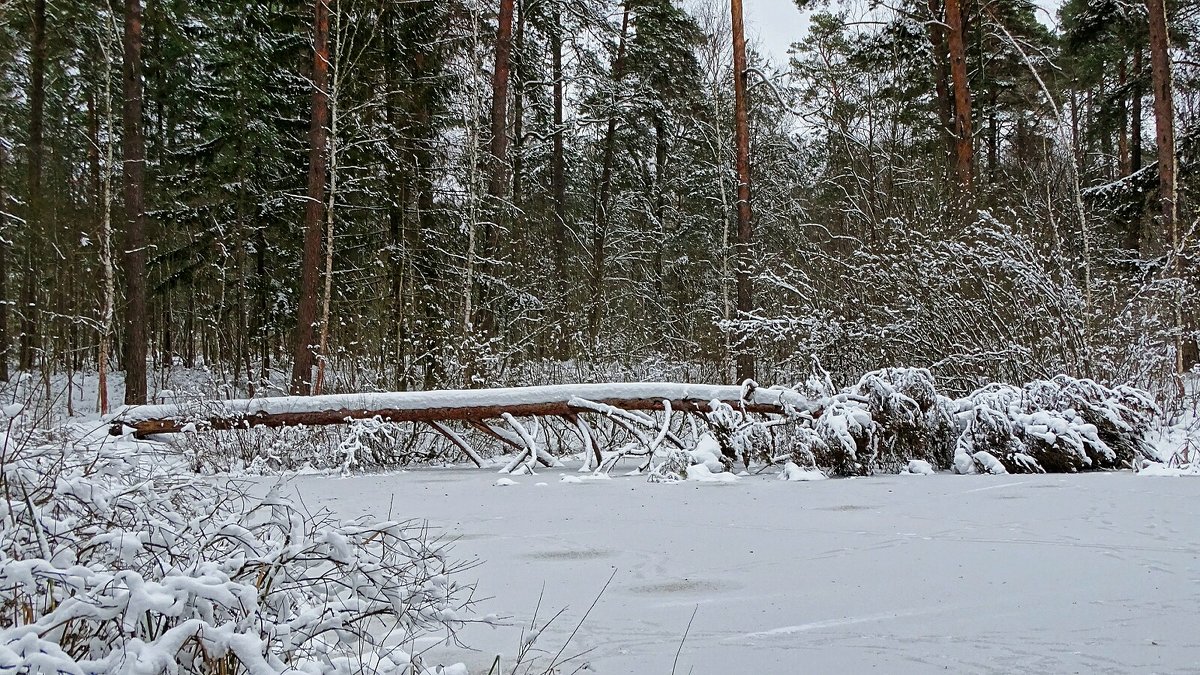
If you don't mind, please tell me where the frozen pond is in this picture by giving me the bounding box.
[280,467,1200,674]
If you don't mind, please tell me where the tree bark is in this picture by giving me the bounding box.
[511,0,525,208]
[122,0,149,404]
[731,0,756,382]
[654,114,668,298]
[0,139,7,382]
[290,0,331,395]
[1118,55,1130,177]
[1145,0,1184,371]
[21,0,47,374]
[474,0,516,343]
[926,0,954,173]
[1146,0,1176,246]
[114,382,815,437]
[944,0,973,189]
[488,0,515,203]
[551,6,568,355]
[1131,48,1143,173]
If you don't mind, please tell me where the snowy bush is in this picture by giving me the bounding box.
[702,400,771,470]
[647,447,692,483]
[778,425,828,473]
[952,376,1159,474]
[812,399,875,476]
[852,368,957,471]
[0,432,477,674]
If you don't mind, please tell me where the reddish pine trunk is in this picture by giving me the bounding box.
[290,0,331,395]
[121,0,149,404]
[944,0,973,189]
[731,0,756,382]
[472,0,516,346]
[487,0,515,203]
[1146,0,1176,245]
[1145,0,1186,370]
[1131,48,1143,172]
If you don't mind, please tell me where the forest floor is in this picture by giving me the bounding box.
[260,463,1200,674]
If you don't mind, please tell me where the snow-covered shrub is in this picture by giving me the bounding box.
[647,447,692,483]
[1023,376,1158,466]
[778,425,828,472]
[955,377,1158,473]
[852,368,957,471]
[0,434,476,674]
[703,400,771,470]
[953,402,1029,474]
[812,399,875,476]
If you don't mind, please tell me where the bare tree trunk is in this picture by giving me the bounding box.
[314,5,343,397]
[511,0,525,208]
[1145,0,1184,372]
[1118,55,1130,177]
[590,4,630,347]
[97,23,118,414]
[121,0,149,405]
[1131,48,1143,173]
[730,0,755,382]
[550,6,568,355]
[944,0,973,189]
[927,0,954,174]
[475,0,516,343]
[290,0,331,395]
[21,0,47,375]
[0,139,7,383]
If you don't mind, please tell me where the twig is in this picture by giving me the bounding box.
[543,568,618,673]
[672,605,699,675]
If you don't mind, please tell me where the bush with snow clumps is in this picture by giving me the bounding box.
[0,428,477,674]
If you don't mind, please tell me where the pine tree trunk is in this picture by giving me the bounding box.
[926,0,954,174]
[1118,55,1130,177]
[944,0,973,189]
[121,0,149,405]
[1131,48,1143,173]
[511,0,525,208]
[731,0,756,383]
[475,0,516,343]
[314,7,341,397]
[1145,0,1184,371]
[290,0,331,395]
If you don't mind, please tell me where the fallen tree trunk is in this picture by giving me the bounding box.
[111,382,816,438]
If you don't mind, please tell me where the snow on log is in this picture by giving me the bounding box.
[110,382,817,437]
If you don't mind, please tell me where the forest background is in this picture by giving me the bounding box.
[0,0,1195,412]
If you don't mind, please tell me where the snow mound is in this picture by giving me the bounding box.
[903,459,936,475]
[780,461,828,481]
[687,463,739,483]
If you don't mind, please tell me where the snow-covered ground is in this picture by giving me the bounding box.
[271,465,1200,674]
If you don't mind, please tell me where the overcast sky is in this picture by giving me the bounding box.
[736,0,1061,66]
[743,0,807,65]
